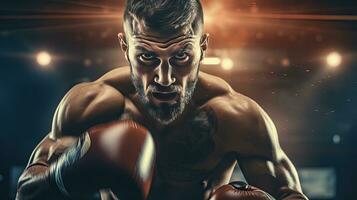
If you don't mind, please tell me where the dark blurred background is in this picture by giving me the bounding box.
[1,0,356,199]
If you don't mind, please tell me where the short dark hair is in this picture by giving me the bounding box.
[124,0,204,35]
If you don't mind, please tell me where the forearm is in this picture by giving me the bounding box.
[16,164,101,200]
[16,135,101,200]
[238,158,308,200]
[16,164,67,200]
[277,187,309,200]
[275,157,307,199]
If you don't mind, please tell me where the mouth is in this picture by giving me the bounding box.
[151,91,179,103]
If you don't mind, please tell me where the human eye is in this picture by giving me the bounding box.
[139,52,156,62]
[173,51,189,61]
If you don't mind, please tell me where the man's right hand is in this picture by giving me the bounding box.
[49,120,156,200]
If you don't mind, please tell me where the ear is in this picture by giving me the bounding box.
[200,33,209,61]
[118,33,129,61]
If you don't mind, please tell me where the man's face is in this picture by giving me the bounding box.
[119,23,208,125]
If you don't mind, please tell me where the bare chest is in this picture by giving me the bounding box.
[156,110,217,180]
[120,100,238,199]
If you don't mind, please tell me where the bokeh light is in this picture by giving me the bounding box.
[221,58,234,70]
[36,51,52,67]
[326,52,342,68]
[333,134,341,144]
[202,57,221,65]
[281,58,290,67]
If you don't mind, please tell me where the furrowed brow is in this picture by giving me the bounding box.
[135,46,153,53]
[175,43,194,53]
[182,43,194,51]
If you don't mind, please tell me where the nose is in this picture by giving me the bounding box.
[154,60,176,87]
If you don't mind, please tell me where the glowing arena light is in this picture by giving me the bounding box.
[221,58,234,70]
[281,58,290,67]
[202,57,221,65]
[326,52,342,68]
[333,134,341,144]
[36,51,52,67]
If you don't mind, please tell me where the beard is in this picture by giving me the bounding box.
[131,73,198,125]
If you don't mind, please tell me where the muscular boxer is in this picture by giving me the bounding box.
[17,0,308,199]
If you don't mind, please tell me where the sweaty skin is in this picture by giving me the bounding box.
[17,24,304,200]
[17,67,302,200]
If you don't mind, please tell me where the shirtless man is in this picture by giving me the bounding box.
[16,0,308,199]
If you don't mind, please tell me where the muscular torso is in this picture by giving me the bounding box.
[24,66,301,200]
[93,67,259,199]
[121,98,236,200]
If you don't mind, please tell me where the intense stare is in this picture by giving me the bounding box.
[118,0,209,124]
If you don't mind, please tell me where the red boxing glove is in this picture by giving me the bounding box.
[49,120,156,200]
[209,181,274,200]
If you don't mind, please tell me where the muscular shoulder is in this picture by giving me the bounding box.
[205,90,282,161]
[194,71,233,104]
[50,75,127,138]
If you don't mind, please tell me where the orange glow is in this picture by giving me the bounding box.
[281,58,290,67]
[202,57,221,65]
[326,52,342,68]
[221,58,234,70]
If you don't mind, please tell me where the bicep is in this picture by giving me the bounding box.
[27,80,125,167]
[237,150,302,198]
[26,134,78,170]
